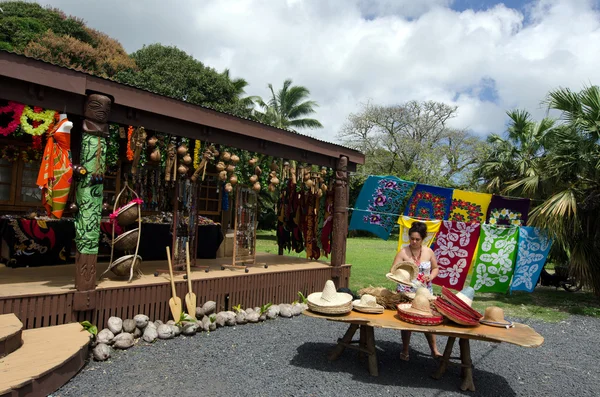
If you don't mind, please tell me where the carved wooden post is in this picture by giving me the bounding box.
[73,93,112,310]
[331,156,349,288]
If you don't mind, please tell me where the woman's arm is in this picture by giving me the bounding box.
[427,247,439,282]
[392,249,408,266]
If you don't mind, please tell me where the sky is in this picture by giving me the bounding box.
[28,0,600,143]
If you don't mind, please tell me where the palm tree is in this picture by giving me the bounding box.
[254,79,323,131]
[221,68,261,115]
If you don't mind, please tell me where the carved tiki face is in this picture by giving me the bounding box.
[84,94,112,123]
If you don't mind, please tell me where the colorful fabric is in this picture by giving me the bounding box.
[449,189,492,224]
[486,195,530,226]
[75,133,106,255]
[510,226,553,293]
[470,224,519,293]
[404,183,453,220]
[349,176,415,240]
[397,216,441,252]
[36,119,73,219]
[432,221,481,291]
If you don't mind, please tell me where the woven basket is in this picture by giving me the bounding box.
[113,228,139,251]
[396,303,444,326]
[434,297,480,326]
[308,300,352,315]
[115,201,139,227]
[110,254,142,277]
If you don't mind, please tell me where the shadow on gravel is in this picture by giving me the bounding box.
[290,341,517,396]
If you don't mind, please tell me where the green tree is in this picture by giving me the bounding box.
[254,79,323,131]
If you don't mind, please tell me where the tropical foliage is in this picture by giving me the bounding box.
[476,86,600,296]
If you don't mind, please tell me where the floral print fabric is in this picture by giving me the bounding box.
[510,226,552,293]
[449,189,492,224]
[349,176,415,240]
[397,216,441,252]
[470,224,519,293]
[404,183,453,220]
[486,195,530,226]
[432,221,481,291]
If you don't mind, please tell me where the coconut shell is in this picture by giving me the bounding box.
[147,136,158,147]
[216,161,225,171]
[229,175,238,185]
[182,154,192,165]
[202,301,217,315]
[113,332,134,349]
[221,151,231,161]
[268,184,276,192]
[270,161,278,171]
[150,149,161,162]
[177,145,188,156]
[226,164,235,173]
[97,328,114,345]
[230,154,240,163]
[305,179,314,188]
[249,175,258,184]
[178,164,189,174]
[271,177,280,185]
[122,319,136,333]
[219,170,228,181]
[142,326,158,343]
[107,317,123,334]
[134,314,149,329]
[225,183,233,193]
[253,182,261,192]
[249,158,257,166]
[255,166,262,176]
[92,343,111,361]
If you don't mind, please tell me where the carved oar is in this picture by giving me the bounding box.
[166,246,182,321]
[184,241,196,317]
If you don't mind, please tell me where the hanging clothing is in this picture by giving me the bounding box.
[397,216,441,252]
[470,224,519,293]
[404,183,453,220]
[486,195,531,226]
[449,189,492,224]
[432,221,481,291]
[510,226,553,293]
[349,176,415,240]
[37,118,73,219]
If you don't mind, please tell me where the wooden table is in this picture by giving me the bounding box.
[304,309,544,392]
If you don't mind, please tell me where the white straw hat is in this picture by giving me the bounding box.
[352,294,384,314]
[307,280,353,314]
[386,261,418,287]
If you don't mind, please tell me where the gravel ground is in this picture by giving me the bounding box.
[53,314,599,397]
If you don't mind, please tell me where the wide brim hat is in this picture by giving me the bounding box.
[441,286,482,321]
[434,297,480,326]
[386,261,418,287]
[396,295,443,326]
[405,286,437,302]
[480,306,514,328]
[307,280,353,314]
[353,294,384,314]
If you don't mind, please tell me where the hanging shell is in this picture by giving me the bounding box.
[321,166,328,176]
[252,182,261,192]
[249,175,258,184]
[321,184,328,192]
[255,166,262,176]
[229,175,238,185]
[178,164,189,174]
[226,164,235,173]
[271,177,280,185]
[219,170,228,181]
[230,154,240,164]
[216,161,225,172]
[249,158,258,166]
[221,151,231,162]
[305,179,314,188]
[317,188,323,197]
[224,183,233,193]
[268,184,276,192]
[182,154,192,165]
[150,149,161,163]
[147,136,158,147]
[177,145,188,156]
[270,161,278,171]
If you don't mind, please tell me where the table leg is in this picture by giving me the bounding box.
[459,338,475,392]
[432,336,456,380]
[329,323,359,361]
[359,324,367,358]
[365,325,378,377]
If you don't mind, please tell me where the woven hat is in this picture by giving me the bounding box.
[440,286,482,321]
[386,261,418,287]
[307,280,353,314]
[353,294,384,314]
[456,287,475,307]
[396,295,443,325]
[434,297,480,326]
[480,306,514,328]
[405,286,437,301]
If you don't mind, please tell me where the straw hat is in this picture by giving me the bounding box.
[480,306,514,328]
[396,295,443,325]
[353,294,384,314]
[456,287,475,307]
[440,286,482,321]
[434,297,480,326]
[386,261,418,287]
[307,280,353,314]
[405,286,437,301]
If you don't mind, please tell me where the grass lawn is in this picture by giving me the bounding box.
[257,230,600,322]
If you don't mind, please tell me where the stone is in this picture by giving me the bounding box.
[157,324,174,339]
[113,333,134,349]
[133,327,142,339]
[202,301,217,315]
[182,323,199,336]
[107,317,123,334]
[246,312,260,323]
[235,311,247,325]
[142,326,158,343]
[92,343,111,361]
[122,319,136,333]
[134,314,149,329]
[97,328,114,345]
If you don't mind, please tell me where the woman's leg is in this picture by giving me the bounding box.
[400,330,411,360]
[425,334,442,357]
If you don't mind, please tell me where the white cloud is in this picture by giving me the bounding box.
[32,0,600,141]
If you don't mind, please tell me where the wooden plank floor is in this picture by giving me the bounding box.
[0,253,332,298]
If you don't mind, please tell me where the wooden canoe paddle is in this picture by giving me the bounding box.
[166,246,182,321]
[184,241,196,317]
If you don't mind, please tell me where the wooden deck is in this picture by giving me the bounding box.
[0,253,351,330]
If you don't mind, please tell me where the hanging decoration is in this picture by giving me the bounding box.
[0,101,25,137]
[20,146,42,163]
[449,189,492,224]
[193,140,202,168]
[1,145,20,162]
[31,135,43,151]
[510,226,553,293]
[126,126,134,161]
[486,195,531,226]
[404,183,453,220]
[20,106,57,136]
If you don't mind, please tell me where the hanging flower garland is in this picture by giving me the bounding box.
[21,146,42,163]
[20,106,57,136]
[0,101,26,137]
[31,135,43,151]
[1,145,20,162]
[126,125,134,161]
[193,140,202,169]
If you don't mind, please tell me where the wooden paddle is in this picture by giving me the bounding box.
[184,241,196,317]
[166,246,182,321]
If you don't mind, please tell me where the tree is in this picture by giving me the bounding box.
[338,100,489,188]
[114,44,252,117]
[254,79,323,131]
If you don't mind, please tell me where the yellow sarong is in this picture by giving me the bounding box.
[397,216,441,252]
[449,189,492,224]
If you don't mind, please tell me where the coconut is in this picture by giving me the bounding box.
[271,177,279,185]
[226,164,235,173]
[133,327,142,339]
[279,304,293,318]
[178,164,189,175]
[221,151,231,162]
[268,184,276,192]
[235,311,247,325]
[216,161,225,172]
[248,158,257,166]
[92,343,111,361]
[134,314,149,329]
[177,145,188,156]
[107,317,122,335]
[97,328,115,345]
[215,312,227,327]
[170,324,182,337]
[219,170,228,181]
[182,154,192,165]
[245,307,254,314]
[271,304,281,316]
[146,321,157,330]
[249,175,258,184]
[291,303,304,316]
[246,312,260,323]
[253,182,261,192]
[267,306,278,319]
[255,166,262,176]
[305,179,314,188]
[142,326,158,343]
[122,319,136,333]
[147,136,158,147]
[154,320,164,326]
[225,183,233,193]
[201,316,210,332]
[229,175,238,185]
[195,307,205,320]
[225,311,237,326]
[203,301,217,315]
[157,324,174,339]
[182,323,198,336]
[150,149,161,163]
[230,154,240,164]
[113,333,134,350]
[259,313,267,322]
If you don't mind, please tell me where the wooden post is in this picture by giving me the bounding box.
[331,156,349,288]
[73,93,112,310]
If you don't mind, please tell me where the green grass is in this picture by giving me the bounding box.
[256,231,600,322]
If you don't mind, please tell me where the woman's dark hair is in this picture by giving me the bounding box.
[408,221,427,239]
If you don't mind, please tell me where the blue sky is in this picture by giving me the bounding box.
[453,0,528,12]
